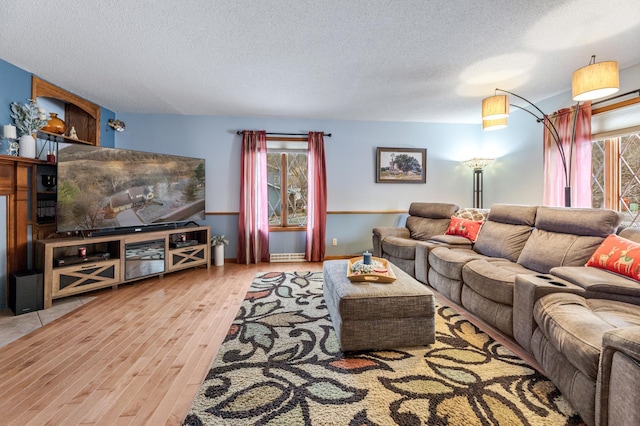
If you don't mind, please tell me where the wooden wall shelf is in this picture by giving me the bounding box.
[32,76,100,146]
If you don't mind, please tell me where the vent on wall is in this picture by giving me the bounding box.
[270,253,306,263]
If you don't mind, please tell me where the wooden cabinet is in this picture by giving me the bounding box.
[36,226,210,308]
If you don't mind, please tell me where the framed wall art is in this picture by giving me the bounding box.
[376,147,427,183]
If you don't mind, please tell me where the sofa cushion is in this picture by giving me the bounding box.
[406,217,452,241]
[534,206,622,237]
[517,206,621,274]
[518,230,604,273]
[550,265,640,297]
[484,203,538,227]
[619,227,640,243]
[429,234,475,246]
[408,202,458,218]
[473,221,533,262]
[462,259,535,305]
[407,202,459,240]
[585,234,640,281]
[534,293,640,380]
[445,216,483,242]
[472,204,537,262]
[428,247,488,280]
[381,236,418,260]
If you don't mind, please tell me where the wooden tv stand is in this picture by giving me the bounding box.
[35,225,210,309]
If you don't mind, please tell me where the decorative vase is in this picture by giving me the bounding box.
[18,134,36,158]
[214,244,225,266]
[42,113,67,135]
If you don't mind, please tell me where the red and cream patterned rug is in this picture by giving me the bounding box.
[185,271,583,425]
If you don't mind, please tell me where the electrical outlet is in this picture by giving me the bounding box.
[332,238,337,246]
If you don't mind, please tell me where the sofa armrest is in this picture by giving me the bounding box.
[372,227,410,257]
[597,326,640,426]
[513,274,586,352]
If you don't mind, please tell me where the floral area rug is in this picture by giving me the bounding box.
[185,272,584,425]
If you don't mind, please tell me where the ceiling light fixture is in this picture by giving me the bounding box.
[480,55,619,207]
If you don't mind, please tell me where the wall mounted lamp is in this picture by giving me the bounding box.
[462,158,494,209]
[481,55,619,207]
[107,119,126,132]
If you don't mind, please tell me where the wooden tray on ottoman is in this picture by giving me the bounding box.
[347,256,397,283]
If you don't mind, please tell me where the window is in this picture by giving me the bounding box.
[592,130,640,226]
[267,150,308,228]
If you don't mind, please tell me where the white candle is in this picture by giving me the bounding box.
[3,125,17,139]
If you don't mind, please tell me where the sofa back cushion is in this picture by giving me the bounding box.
[408,202,459,218]
[619,227,640,243]
[518,206,623,273]
[473,204,537,262]
[406,202,459,241]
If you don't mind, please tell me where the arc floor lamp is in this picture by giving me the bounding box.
[481,56,619,207]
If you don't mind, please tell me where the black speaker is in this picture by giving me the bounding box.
[10,271,44,315]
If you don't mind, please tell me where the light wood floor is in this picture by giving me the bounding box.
[0,261,541,425]
[0,263,321,426]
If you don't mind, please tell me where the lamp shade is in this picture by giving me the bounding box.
[462,158,494,170]
[482,117,508,131]
[572,61,619,101]
[482,95,509,120]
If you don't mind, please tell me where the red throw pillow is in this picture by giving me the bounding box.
[586,234,640,281]
[445,216,483,242]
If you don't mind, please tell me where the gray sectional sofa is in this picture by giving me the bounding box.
[371,202,640,426]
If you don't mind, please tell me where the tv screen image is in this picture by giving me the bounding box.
[56,144,205,233]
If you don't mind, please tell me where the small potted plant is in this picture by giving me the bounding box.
[9,99,47,158]
[211,235,229,266]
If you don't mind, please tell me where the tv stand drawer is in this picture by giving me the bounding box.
[52,259,121,298]
[168,244,207,271]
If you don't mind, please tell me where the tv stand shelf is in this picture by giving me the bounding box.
[35,225,210,308]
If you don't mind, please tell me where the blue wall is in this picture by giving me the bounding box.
[113,112,546,259]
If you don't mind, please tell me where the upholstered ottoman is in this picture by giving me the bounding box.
[322,259,436,351]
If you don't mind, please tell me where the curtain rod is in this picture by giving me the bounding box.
[592,89,640,106]
[236,131,332,137]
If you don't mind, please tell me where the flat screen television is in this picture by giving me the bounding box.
[56,143,205,234]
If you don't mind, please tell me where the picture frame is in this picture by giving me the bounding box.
[376,147,427,183]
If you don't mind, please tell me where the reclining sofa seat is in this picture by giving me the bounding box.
[427,204,537,307]
[372,202,458,277]
[414,207,490,285]
[513,227,640,426]
[459,206,622,337]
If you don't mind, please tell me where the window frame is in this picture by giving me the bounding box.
[591,94,640,226]
[267,138,309,232]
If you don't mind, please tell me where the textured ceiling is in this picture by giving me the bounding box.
[1,0,639,124]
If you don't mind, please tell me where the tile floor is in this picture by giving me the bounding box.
[0,295,96,348]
